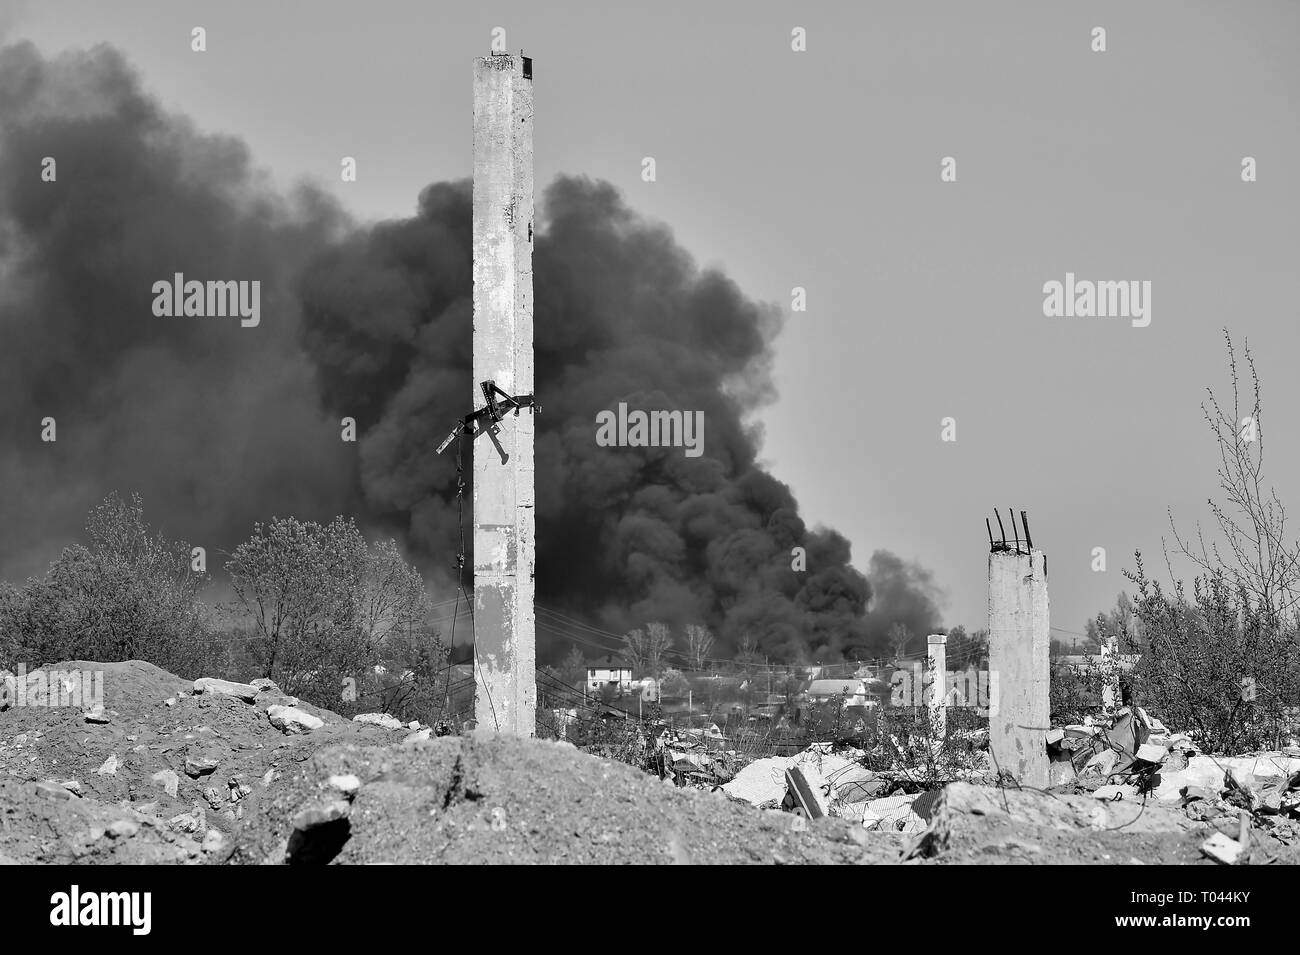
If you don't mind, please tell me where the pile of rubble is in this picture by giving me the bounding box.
[721,743,940,833]
[0,660,448,863]
[1048,705,1300,863]
[0,660,902,864]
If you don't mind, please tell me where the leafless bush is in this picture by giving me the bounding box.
[1126,332,1300,751]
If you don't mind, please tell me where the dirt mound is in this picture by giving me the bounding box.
[0,659,425,862]
[6,660,1295,865]
[0,659,891,865]
[229,732,897,865]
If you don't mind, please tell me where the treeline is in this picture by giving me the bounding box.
[0,493,450,722]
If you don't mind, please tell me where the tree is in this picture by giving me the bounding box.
[622,623,674,677]
[1123,333,1300,750]
[659,667,690,698]
[1127,554,1298,752]
[621,628,648,672]
[225,516,432,701]
[888,622,913,661]
[1083,592,1138,652]
[644,622,673,677]
[225,517,358,681]
[944,625,989,668]
[734,634,763,672]
[0,493,215,677]
[558,646,586,686]
[1169,332,1300,629]
[356,539,431,647]
[684,623,714,671]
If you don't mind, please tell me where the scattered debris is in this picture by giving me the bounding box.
[193,678,259,703]
[267,705,324,735]
[93,755,119,776]
[352,713,404,730]
[1200,831,1244,865]
[152,769,180,798]
[184,753,221,778]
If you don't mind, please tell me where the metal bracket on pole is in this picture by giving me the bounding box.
[435,379,538,465]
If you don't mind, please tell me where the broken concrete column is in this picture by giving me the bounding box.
[926,634,947,737]
[472,52,536,736]
[987,549,1050,788]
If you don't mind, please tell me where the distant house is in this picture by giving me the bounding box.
[807,679,876,708]
[586,657,634,693]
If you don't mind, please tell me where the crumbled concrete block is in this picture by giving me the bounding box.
[267,704,323,734]
[193,678,259,703]
[94,754,119,776]
[353,712,404,729]
[328,774,361,795]
[1136,743,1167,764]
[151,769,180,798]
[184,753,220,777]
[1200,832,1243,865]
[108,819,139,839]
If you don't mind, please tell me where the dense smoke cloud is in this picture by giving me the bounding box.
[0,41,945,662]
[0,42,357,583]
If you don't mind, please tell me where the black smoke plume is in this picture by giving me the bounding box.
[0,41,945,662]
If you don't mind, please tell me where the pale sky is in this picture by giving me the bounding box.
[9,0,1300,638]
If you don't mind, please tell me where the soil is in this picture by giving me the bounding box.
[2,660,1294,865]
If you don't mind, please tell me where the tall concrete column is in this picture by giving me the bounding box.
[926,634,947,737]
[472,52,535,736]
[987,549,1050,787]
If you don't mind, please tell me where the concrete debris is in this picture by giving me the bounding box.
[83,704,110,724]
[93,755,119,776]
[858,794,924,833]
[151,769,180,798]
[352,712,404,730]
[1136,743,1168,764]
[1200,831,1244,865]
[184,753,221,778]
[107,819,139,839]
[169,811,203,834]
[34,780,72,801]
[193,678,259,703]
[720,756,792,806]
[904,781,1195,860]
[328,774,361,795]
[267,704,324,734]
[402,728,432,745]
